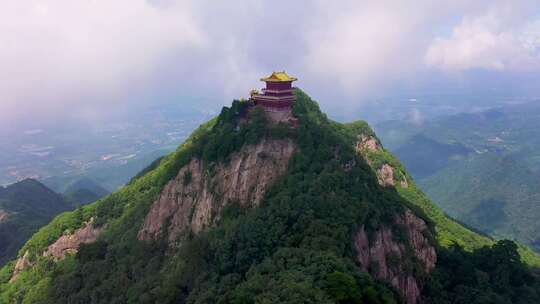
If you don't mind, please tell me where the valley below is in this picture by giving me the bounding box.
[376,100,540,252]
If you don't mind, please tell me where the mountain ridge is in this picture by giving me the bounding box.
[63,178,110,206]
[0,179,71,266]
[2,90,540,303]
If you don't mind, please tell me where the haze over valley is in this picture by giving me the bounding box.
[1,102,216,192]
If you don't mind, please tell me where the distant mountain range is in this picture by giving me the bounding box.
[0,178,109,266]
[0,179,70,265]
[0,102,215,187]
[40,148,172,193]
[63,178,110,206]
[376,100,540,251]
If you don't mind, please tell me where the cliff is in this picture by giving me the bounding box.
[0,210,7,223]
[138,138,296,242]
[43,220,103,260]
[135,128,432,303]
[355,210,436,304]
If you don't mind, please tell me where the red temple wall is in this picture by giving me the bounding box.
[254,99,294,108]
[266,81,292,90]
[264,90,294,97]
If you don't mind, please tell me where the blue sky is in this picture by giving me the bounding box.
[1,0,539,129]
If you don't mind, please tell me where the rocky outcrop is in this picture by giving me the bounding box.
[354,210,436,304]
[354,134,409,189]
[9,220,102,282]
[375,164,409,188]
[9,251,31,283]
[377,164,396,187]
[138,138,297,243]
[0,209,8,223]
[376,164,409,188]
[43,220,103,260]
[262,108,298,125]
[356,135,381,152]
[400,178,409,188]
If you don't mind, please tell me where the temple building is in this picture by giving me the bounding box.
[251,71,297,111]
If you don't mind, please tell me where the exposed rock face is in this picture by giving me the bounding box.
[354,210,436,304]
[138,138,297,243]
[354,135,409,189]
[262,108,298,125]
[0,209,8,223]
[43,221,103,260]
[376,164,409,188]
[356,135,381,152]
[9,220,102,282]
[400,178,409,188]
[377,164,396,187]
[9,251,31,283]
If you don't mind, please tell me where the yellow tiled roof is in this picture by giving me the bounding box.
[260,71,298,82]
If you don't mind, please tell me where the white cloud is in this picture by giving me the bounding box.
[426,11,540,71]
[304,1,421,94]
[1,0,540,128]
[0,0,205,120]
[408,108,424,126]
[301,1,504,96]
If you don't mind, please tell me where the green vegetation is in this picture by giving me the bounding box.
[425,240,540,304]
[1,90,540,303]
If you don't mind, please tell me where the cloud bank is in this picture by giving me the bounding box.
[1,0,540,128]
[426,8,540,71]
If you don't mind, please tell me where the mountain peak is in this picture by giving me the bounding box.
[2,90,540,304]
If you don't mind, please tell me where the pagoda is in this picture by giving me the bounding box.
[251,71,297,111]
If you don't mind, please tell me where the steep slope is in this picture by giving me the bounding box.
[0,179,71,266]
[353,130,490,250]
[355,124,540,264]
[138,137,297,241]
[1,91,540,304]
